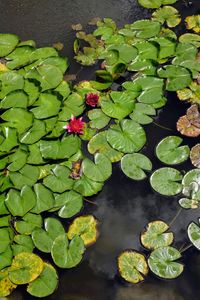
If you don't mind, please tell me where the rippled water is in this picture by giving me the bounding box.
[1,0,200,299]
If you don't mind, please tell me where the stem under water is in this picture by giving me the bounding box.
[180,243,193,254]
[169,208,183,228]
[153,121,173,132]
[84,198,98,206]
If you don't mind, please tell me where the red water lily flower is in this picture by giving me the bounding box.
[86,93,99,107]
[63,116,85,134]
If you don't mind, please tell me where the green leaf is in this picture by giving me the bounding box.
[107,44,138,63]
[121,153,152,180]
[152,6,181,28]
[5,186,36,217]
[182,169,200,201]
[73,174,103,197]
[0,268,17,297]
[9,252,44,285]
[156,136,190,165]
[31,184,54,214]
[55,191,83,218]
[1,91,28,109]
[58,93,85,121]
[148,246,184,279]
[0,128,18,153]
[24,79,40,106]
[0,228,11,253]
[158,65,192,91]
[179,33,200,47]
[150,167,183,196]
[185,15,200,34]
[27,143,45,165]
[88,109,110,129]
[0,34,19,57]
[12,235,34,256]
[0,194,9,215]
[6,46,35,69]
[130,20,161,38]
[88,131,123,163]
[82,153,112,182]
[31,93,61,119]
[179,198,199,209]
[27,263,58,297]
[9,164,39,189]
[150,37,176,59]
[43,166,74,193]
[1,108,33,134]
[188,221,200,250]
[67,215,98,246]
[141,220,174,250]
[100,91,135,120]
[19,119,46,144]
[14,213,42,235]
[135,41,158,60]
[0,246,13,271]
[118,251,148,283]
[40,135,80,160]
[51,234,85,268]
[32,218,65,253]
[25,64,63,91]
[129,103,156,124]
[0,71,24,99]
[106,119,146,153]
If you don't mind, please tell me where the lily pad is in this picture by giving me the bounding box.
[129,103,156,125]
[177,82,200,104]
[9,164,40,189]
[0,268,17,297]
[177,115,200,137]
[9,252,44,284]
[31,93,61,119]
[130,20,161,38]
[0,127,18,153]
[88,131,123,162]
[32,218,65,253]
[51,234,85,268]
[0,228,11,253]
[152,6,181,28]
[27,263,58,298]
[141,220,174,250]
[31,184,54,214]
[118,251,148,284]
[0,247,13,271]
[185,15,200,34]
[190,144,200,168]
[148,246,184,279]
[67,215,98,246]
[58,93,85,121]
[14,213,42,235]
[156,136,190,165]
[73,174,104,197]
[19,119,46,144]
[88,109,110,129]
[1,91,28,109]
[0,71,24,99]
[121,153,152,180]
[12,235,34,256]
[0,34,19,57]
[55,191,83,218]
[182,169,200,201]
[150,167,183,196]
[179,33,200,47]
[106,119,146,153]
[8,148,27,172]
[188,221,200,250]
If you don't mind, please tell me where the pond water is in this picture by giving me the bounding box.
[1,0,200,299]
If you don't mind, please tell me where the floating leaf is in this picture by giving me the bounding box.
[179,198,199,209]
[31,93,61,119]
[182,169,200,201]
[158,65,192,91]
[31,184,54,214]
[9,252,44,284]
[8,148,27,172]
[27,263,58,297]
[130,20,161,39]
[0,71,24,99]
[156,136,190,165]
[67,215,98,246]
[73,174,103,197]
[129,103,156,125]
[179,33,200,47]
[190,144,200,168]
[185,15,200,34]
[58,93,85,121]
[14,213,42,235]
[1,91,28,109]
[0,228,11,253]
[0,34,19,57]
[82,153,112,182]
[88,132,123,162]
[9,164,40,189]
[51,234,85,268]
[12,235,34,256]
[187,104,200,129]
[177,115,200,137]
[0,247,13,271]
[118,251,148,284]
[0,268,17,297]
[188,221,200,250]
[6,46,34,69]
[88,109,110,129]
[0,127,18,153]
[32,218,65,253]
[150,167,183,196]
[55,190,83,218]
[141,220,173,250]
[152,6,181,28]
[106,119,146,153]
[121,153,152,180]
[177,82,200,104]
[19,119,46,144]
[148,246,184,279]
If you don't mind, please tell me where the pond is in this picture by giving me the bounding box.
[1,0,200,299]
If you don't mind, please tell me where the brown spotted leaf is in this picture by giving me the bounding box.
[190,144,200,168]
[177,115,200,137]
[187,104,200,128]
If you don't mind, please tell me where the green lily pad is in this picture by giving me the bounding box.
[141,220,174,250]
[88,131,123,162]
[88,109,110,129]
[130,103,156,124]
[182,169,200,201]
[177,82,200,104]
[12,235,34,256]
[100,91,135,120]
[5,185,36,217]
[185,15,200,34]
[1,91,28,109]
[106,119,146,153]
[158,65,192,91]
[58,93,85,121]
[27,263,58,298]
[6,46,35,69]
[188,221,200,250]
[24,79,40,106]
[31,184,54,214]
[179,33,200,48]
[0,71,24,99]
[51,234,85,268]
[148,246,184,279]
[0,246,13,271]
[9,252,44,285]
[73,174,104,197]
[67,215,98,246]
[152,6,181,28]
[19,119,46,144]
[55,191,83,218]
[130,20,161,39]
[32,218,65,253]
[27,143,45,165]
[8,148,27,172]
[0,127,18,153]
[0,228,11,253]
[150,37,176,59]
[0,34,19,57]
[14,213,42,235]
[118,251,148,284]
[31,93,61,119]
[156,136,190,165]
[9,164,40,189]
[82,153,112,182]
[150,167,183,196]
[179,198,200,209]
[0,268,17,297]
[121,153,152,180]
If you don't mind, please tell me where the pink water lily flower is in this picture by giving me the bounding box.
[86,93,99,107]
[63,116,85,134]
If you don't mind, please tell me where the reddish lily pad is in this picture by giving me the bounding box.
[190,144,200,168]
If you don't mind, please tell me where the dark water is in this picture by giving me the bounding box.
[1,0,200,299]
